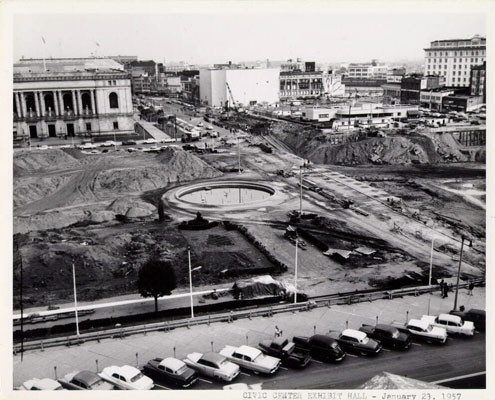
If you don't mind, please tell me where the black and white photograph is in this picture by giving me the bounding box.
[1,0,492,398]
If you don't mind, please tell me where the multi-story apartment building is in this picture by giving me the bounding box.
[424,35,486,87]
[347,60,389,80]
[470,62,486,103]
[13,58,134,140]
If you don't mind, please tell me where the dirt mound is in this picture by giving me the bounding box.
[94,149,221,194]
[89,210,115,223]
[14,209,88,234]
[14,149,81,176]
[14,175,74,208]
[108,197,156,216]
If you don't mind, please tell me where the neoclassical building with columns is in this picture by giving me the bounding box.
[13,58,135,140]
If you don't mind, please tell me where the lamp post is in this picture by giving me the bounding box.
[428,237,438,287]
[72,263,80,337]
[299,165,303,217]
[188,246,202,318]
[294,235,298,304]
[453,236,472,311]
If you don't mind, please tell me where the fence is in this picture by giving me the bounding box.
[13,278,484,354]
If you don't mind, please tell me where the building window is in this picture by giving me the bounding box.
[113,121,119,130]
[109,92,119,108]
[86,123,92,131]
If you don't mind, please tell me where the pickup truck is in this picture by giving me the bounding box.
[292,334,346,362]
[258,337,311,368]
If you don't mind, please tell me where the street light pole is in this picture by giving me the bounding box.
[299,166,303,217]
[72,263,80,337]
[188,246,194,318]
[428,237,437,287]
[294,236,298,304]
[453,236,471,311]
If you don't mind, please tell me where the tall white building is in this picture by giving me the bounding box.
[424,35,486,87]
[199,68,280,107]
[14,58,134,140]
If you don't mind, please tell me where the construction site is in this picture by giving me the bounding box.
[13,100,486,320]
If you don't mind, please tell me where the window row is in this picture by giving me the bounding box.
[429,50,485,57]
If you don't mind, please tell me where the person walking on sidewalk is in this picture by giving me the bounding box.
[468,280,474,296]
[275,325,282,338]
[439,280,446,298]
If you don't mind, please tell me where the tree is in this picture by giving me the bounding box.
[137,258,177,313]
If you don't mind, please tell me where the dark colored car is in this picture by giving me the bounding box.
[122,140,137,146]
[292,334,346,362]
[450,308,485,332]
[143,357,198,388]
[359,324,412,350]
[58,370,114,390]
[328,329,382,356]
[258,337,312,368]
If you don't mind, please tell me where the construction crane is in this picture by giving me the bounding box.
[225,82,239,112]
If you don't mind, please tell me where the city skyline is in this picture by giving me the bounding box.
[13,13,485,65]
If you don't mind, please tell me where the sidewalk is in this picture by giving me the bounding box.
[12,286,485,386]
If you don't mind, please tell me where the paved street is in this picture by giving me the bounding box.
[13,286,485,389]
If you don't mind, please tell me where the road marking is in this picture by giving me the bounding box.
[153,384,171,390]
[240,372,251,377]
[431,371,486,385]
[411,343,422,346]
[346,354,358,358]
[280,367,288,371]
[312,360,324,364]
[198,378,213,384]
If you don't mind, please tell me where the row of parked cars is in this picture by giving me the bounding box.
[16,309,484,390]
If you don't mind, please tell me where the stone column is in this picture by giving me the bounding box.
[58,91,65,114]
[34,92,41,117]
[53,90,60,115]
[71,90,77,114]
[39,92,46,117]
[77,90,83,114]
[21,92,27,117]
[89,89,95,113]
[93,89,98,114]
[15,92,22,118]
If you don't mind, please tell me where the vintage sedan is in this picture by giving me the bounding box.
[421,314,475,336]
[450,308,485,332]
[99,365,154,390]
[392,319,447,344]
[59,370,114,390]
[18,378,65,391]
[219,345,281,375]
[183,352,240,382]
[359,324,412,350]
[292,334,346,362]
[143,357,198,388]
[328,329,382,356]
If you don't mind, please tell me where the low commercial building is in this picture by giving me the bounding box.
[301,107,339,122]
[442,95,483,112]
[13,58,134,140]
[199,67,280,107]
[382,83,401,103]
[400,75,441,105]
[420,88,455,111]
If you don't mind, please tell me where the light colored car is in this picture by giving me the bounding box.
[99,365,154,390]
[421,314,475,336]
[209,131,219,138]
[197,122,204,127]
[183,352,240,382]
[100,140,117,147]
[206,125,213,130]
[219,345,281,374]
[142,138,157,144]
[223,382,263,390]
[59,144,72,149]
[18,378,65,390]
[38,145,51,150]
[405,319,448,344]
[77,143,97,150]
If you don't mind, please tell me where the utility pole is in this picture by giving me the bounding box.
[188,246,194,318]
[18,241,24,361]
[299,165,303,216]
[294,236,298,304]
[72,263,80,337]
[429,237,437,287]
[453,236,471,311]
[237,134,241,174]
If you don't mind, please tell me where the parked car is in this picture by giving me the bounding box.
[99,365,154,390]
[327,329,382,356]
[223,383,263,390]
[450,308,485,332]
[77,143,97,150]
[197,122,204,127]
[219,345,281,375]
[392,319,447,344]
[122,140,137,146]
[100,141,117,147]
[421,314,475,336]
[143,357,197,388]
[18,378,65,390]
[209,131,219,138]
[58,370,114,390]
[359,324,411,350]
[258,337,311,368]
[183,352,239,382]
[292,334,346,362]
[142,138,157,144]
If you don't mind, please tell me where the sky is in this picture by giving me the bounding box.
[13,12,486,65]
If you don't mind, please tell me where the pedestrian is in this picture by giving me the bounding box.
[444,283,449,298]
[468,280,474,296]
[439,280,445,298]
[275,325,282,338]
